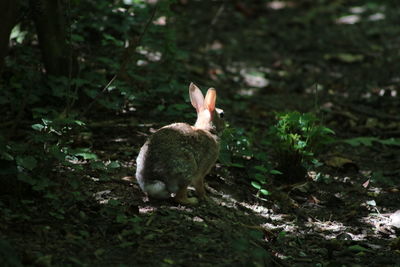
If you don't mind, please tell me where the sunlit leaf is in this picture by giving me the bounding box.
[74,120,86,126]
[32,124,45,131]
[108,161,120,168]
[366,200,376,206]
[260,189,270,196]
[270,169,282,175]
[251,181,261,190]
[72,148,98,160]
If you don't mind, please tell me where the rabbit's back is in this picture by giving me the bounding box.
[136,123,219,195]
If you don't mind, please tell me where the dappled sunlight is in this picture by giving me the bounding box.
[94,189,116,204]
[336,15,361,25]
[139,206,158,214]
[136,46,162,66]
[266,1,295,10]
[241,70,269,89]
[336,5,386,25]
[153,16,167,26]
[307,220,346,236]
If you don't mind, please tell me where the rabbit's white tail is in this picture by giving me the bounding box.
[143,180,170,199]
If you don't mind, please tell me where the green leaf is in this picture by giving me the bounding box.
[260,189,270,196]
[72,148,98,160]
[218,151,232,165]
[348,245,371,252]
[270,169,282,175]
[16,156,37,170]
[74,120,86,126]
[379,138,400,146]
[10,24,27,44]
[277,231,287,240]
[254,173,266,183]
[71,33,84,42]
[254,165,268,173]
[0,151,14,161]
[108,199,120,206]
[228,163,245,168]
[343,137,377,146]
[77,152,98,160]
[49,145,66,161]
[163,258,175,265]
[32,124,45,131]
[251,181,261,190]
[116,214,128,223]
[321,127,335,135]
[91,161,106,170]
[108,161,120,168]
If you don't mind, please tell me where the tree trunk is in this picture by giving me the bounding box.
[0,0,20,75]
[31,0,77,77]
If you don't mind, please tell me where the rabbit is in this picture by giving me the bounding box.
[136,82,224,205]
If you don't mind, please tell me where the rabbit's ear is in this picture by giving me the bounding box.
[189,82,204,113]
[204,88,216,112]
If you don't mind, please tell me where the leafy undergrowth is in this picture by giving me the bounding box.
[2,92,400,267]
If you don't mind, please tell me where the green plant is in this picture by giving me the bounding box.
[219,126,252,168]
[219,125,279,198]
[266,111,335,182]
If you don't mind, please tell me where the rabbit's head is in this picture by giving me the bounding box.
[189,83,224,135]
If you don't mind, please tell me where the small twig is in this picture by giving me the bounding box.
[82,3,159,116]
[205,3,225,46]
[211,3,225,26]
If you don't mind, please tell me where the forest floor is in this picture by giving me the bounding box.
[2,1,400,266]
[85,92,400,267]
[4,91,400,266]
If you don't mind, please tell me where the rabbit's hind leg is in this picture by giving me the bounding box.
[174,186,198,205]
[192,175,206,199]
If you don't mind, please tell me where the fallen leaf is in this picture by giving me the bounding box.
[325,156,358,170]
